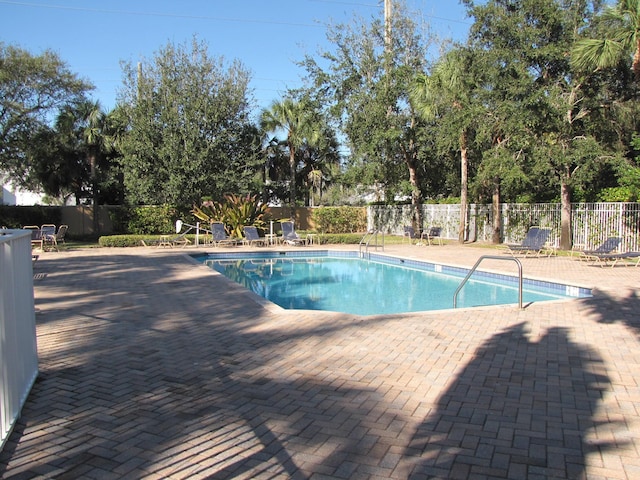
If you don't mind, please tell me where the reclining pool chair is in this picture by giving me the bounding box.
[280,221,307,246]
[574,237,621,262]
[211,222,240,247]
[24,226,43,251]
[43,224,68,251]
[587,250,640,267]
[505,227,551,257]
[243,226,266,247]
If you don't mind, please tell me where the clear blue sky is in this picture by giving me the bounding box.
[0,0,472,114]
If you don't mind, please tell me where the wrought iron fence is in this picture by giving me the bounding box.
[368,202,640,252]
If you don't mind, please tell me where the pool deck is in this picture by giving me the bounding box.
[1,242,639,479]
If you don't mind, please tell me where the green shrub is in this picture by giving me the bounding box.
[311,206,367,233]
[126,205,178,234]
[98,234,196,247]
[597,186,637,202]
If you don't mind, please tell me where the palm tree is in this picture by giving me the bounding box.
[410,48,479,243]
[572,0,640,80]
[260,98,320,217]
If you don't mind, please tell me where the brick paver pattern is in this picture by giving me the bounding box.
[1,243,639,479]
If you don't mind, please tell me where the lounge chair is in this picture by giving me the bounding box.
[211,222,240,247]
[281,221,307,246]
[587,250,640,267]
[600,252,640,267]
[504,227,551,257]
[243,226,266,247]
[43,224,69,251]
[574,237,621,262]
[24,226,43,251]
[40,224,57,251]
[421,226,443,246]
[140,220,192,248]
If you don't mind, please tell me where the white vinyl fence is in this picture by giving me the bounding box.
[0,229,39,452]
[368,202,640,252]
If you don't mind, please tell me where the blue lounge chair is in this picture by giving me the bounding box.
[505,227,551,257]
[588,250,640,267]
[243,226,266,247]
[24,226,43,251]
[281,221,307,246]
[211,222,240,247]
[575,237,621,262]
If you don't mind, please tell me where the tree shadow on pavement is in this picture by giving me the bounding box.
[404,322,617,479]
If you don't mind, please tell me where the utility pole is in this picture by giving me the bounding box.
[384,0,392,51]
[137,62,142,101]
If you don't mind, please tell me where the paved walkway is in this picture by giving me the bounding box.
[1,243,639,479]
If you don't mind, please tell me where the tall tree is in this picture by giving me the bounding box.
[301,1,434,229]
[411,48,482,242]
[118,36,260,208]
[0,42,92,189]
[463,0,604,249]
[260,97,321,216]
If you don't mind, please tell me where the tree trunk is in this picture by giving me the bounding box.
[633,40,640,82]
[288,143,296,219]
[560,177,572,250]
[492,178,501,244]
[458,131,468,243]
[89,150,99,235]
[408,161,422,231]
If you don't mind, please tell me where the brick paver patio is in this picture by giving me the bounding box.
[1,243,639,479]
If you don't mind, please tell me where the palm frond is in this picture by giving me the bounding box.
[571,38,626,71]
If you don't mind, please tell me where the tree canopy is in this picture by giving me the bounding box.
[0,42,92,190]
[118,37,261,209]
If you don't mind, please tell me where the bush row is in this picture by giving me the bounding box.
[0,205,62,229]
[311,206,367,233]
[97,232,375,247]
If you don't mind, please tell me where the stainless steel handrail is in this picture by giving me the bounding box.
[359,229,384,258]
[453,255,523,309]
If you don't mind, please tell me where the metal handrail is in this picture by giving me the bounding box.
[453,255,523,309]
[359,229,384,258]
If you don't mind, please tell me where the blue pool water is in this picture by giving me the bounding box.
[192,251,591,315]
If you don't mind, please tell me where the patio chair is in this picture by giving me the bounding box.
[421,226,443,246]
[41,224,57,251]
[587,250,640,267]
[403,225,420,244]
[280,221,307,246]
[23,225,43,251]
[211,222,240,247]
[43,224,69,251]
[574,237,621,262]
[243,226,266,247]
[504,227,551,257]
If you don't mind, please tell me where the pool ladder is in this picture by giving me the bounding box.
[453,255,524,310]
[359,230,384,259]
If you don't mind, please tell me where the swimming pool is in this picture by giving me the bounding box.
[192,251,591,315]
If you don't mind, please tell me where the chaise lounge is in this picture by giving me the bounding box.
[504,227,552,257]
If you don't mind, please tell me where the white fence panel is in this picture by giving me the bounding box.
[0,229,39,452]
